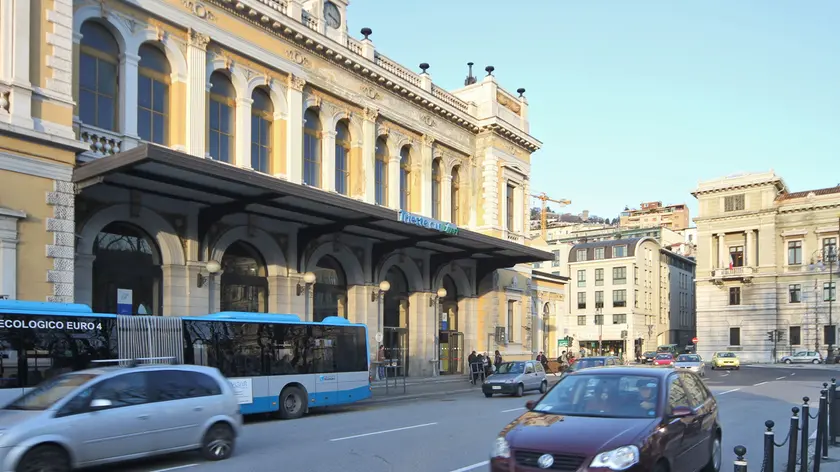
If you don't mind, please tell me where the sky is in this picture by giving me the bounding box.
[347,1,840,222]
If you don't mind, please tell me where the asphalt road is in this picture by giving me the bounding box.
[93,365,840,472]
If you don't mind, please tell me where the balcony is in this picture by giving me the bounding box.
[711,266,755,282]
[77,124,138,162]
[504,230,525,245]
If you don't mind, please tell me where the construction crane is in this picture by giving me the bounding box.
[531,192,571,240]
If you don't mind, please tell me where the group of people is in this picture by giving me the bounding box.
[467,350,502,382]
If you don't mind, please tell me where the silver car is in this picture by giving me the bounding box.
[674,353,706,377]
[0,363,242,471]
[482,361,548,397]
[780,351,823,364]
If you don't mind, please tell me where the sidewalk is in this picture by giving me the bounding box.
[367,373,562,404]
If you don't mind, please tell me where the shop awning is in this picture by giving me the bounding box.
[73,144,552,283]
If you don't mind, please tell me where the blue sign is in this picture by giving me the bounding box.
[441,321,448,331]
[116,289,132,315]
[397,210,459,235]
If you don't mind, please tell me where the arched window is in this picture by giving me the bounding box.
[439,274,461,375]
[92,222,161,315]
[374,137,388,205]
[220,241,268,313]
[251,87,273,173]
[79,22,119,131]
[335,120,350,195]
[451,166,461,224]
[303,109,321,187]
[399,146,411,211]
[382,266,410,376]
[208,72,236,163]
[137,43,170,145]
[431,159,441,219]
[313,255,347,322]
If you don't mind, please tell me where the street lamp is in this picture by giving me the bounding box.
[372,280,391,341]
[197,260,222,313]
[296,271,317,319]
[429,287,448,376]
[809,242,838,362]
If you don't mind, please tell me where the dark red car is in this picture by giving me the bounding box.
[653,353,675,367]
[490,366,721,472]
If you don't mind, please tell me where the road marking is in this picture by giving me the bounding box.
[501,407,525,413]
[149,465,198,472]
[754,381,768,386]
[777,376,787,380]
[718,388,741,395]
[449,460,490,472]
[792,373,796,376]
[329,422,438,442]
[721,372,730,377]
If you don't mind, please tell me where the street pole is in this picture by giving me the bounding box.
[829,238,836,362]
[433,299,439,377]
[597,307,603,355]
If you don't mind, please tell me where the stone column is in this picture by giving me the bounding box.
[361,108,378,202]
[441,174,452,223]
[750,230,759,268]
[161,264,188,317]
[7,0,32,127]
[0,0,13,82]
[321,129,336,192]
[234,97,253,169]
[388,156,400,210]
[717,234,725,269]
[0,236,18,299]
[745,230,753,267]
[118,52,140,149]
[285,75,305,184]
[420,135,434,216]
[73,253,96,308]
[186,31,209,158]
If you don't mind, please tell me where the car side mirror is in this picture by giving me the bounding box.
[525,400,537,411]
[90,398,112,410]
[669,406,692,418]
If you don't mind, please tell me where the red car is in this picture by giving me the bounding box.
[490,366,722,472]
[653,353,674,367]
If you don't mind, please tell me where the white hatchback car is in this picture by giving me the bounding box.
[0,363,242,471]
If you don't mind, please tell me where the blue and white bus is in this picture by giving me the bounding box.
[0,300,371,418]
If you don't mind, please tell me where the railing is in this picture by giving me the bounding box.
[373,52,422,87]
[346,36,363,55]
[0,84,10,114]
[712,266,755,278]
[504,230,524,244]
[78,124,125,158]
[431,84,469,113]
[301,11,318,31]
[254,0,286,15]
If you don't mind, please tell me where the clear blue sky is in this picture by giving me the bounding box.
[348,1,840,222]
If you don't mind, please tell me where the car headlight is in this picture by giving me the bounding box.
[590,445,639,470]
[492,437,510,459]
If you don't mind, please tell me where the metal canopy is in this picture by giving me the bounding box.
[73,144,553,284]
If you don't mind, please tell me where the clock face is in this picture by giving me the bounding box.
[324,2,341,29]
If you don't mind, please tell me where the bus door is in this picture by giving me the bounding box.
[313,335,337,400]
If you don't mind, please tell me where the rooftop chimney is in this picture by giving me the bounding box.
[464,62,476,86]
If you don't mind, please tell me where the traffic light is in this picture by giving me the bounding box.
[767,331,775,342]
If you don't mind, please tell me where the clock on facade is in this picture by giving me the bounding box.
[324,1,341,29]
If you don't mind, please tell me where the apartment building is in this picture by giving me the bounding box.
[693,171,840,362]
[566,237,696,357]
[620,201,690,230]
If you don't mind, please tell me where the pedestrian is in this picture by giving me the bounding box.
[536,351,549,373]
[376,345,385,380]
[482,352,491,377]
[494,350,503,369]
[467,351,478,383]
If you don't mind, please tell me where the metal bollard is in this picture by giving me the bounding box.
[788,407,799,472]
[831,378,838,447]
[815,391,825,471]
[802,397,810,472]
[764,420,775,472]
[734,445,748,472]
[822,388,830,460]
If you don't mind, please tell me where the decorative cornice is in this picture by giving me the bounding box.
[479,123,539,153]
[691,180,784,197]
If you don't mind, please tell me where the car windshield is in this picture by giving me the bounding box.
[677,355,700,362]
[533,374,660,418]
[644,351,656,356]
[496,362,525,374]
[718,352,736,358]
[4,373,99,411]
[655,354,672,360]
[570,358,605,371]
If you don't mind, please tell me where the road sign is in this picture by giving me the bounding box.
[375,332,383,343]
[691,337,698,344]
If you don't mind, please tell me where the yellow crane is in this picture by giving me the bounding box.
[531,192,571,240]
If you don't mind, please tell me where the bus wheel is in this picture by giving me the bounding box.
[279,386,306,419]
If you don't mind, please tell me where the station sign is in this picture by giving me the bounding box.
[397,210,459,235]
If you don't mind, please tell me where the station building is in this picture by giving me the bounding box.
[0,0,552,376]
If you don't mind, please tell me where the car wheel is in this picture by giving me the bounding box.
[515,384,524,397]
[16,445,70,472]
[484,392,493,398]
[201,423,235,461]
[279,385,306,419]
[653,459,670,472]
[813,359,820,364]
[539,381,547,394]
[702,432,722,472]
[785,359,792,364]
[711,365,715,370]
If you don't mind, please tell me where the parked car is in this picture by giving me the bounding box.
[483,361,548,397]
[490,366,722,472]
[560,356,621,378]
[653,353,675,367]
[711,352,740,370]
[780,351,823,364]
[0,363,242,471]
[641,351,657,364]
[675,354,706,377]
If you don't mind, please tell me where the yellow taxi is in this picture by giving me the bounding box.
[711,351,740,370]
